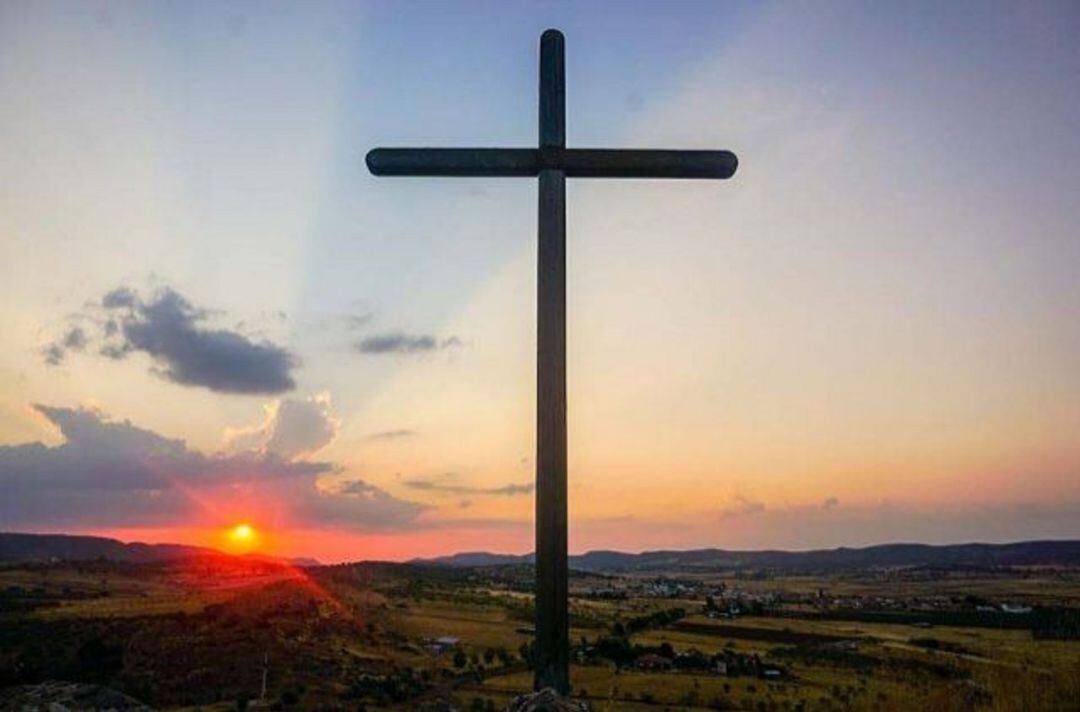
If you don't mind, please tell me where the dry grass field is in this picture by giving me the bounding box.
[2,559,1078,710]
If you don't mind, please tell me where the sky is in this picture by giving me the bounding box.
[1,0,1078,562]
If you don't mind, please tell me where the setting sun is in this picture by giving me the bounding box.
[226,523,258,551]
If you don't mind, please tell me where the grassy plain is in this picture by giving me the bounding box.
[1,559,1077,710]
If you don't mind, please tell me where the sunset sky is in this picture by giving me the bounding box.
[2,1,1078,562]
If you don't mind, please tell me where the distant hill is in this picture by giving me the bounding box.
[0,532,213,563]
[415,540,1080,573]
[419,551,534,567]
[0,532,318,566]
[8,533,1076,572]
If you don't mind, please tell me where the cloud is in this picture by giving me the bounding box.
[263,397,338,458]
[0,405,426,531]
[101,286,137,309]
[364,428,416,441]
[41,327,88,366]
[109,288,297,393]
[62,327,88,351]
[354,332,460,355]
[403,477,534,497]
[719,495,766,520]
[226,394,339,459]
[823,496,840,509]
[42,344,66,367]
[346,313,374,330]
[307,479,429,528]
[46,286,298,395]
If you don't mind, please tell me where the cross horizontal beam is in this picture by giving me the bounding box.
[366,28,738,697]
[366,147,737,179]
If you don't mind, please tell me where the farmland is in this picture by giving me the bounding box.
[1,555,1078,710]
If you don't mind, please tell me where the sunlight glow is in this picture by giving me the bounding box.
[227,523,257,550]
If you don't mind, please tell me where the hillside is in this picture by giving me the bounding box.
[0,532,214,563]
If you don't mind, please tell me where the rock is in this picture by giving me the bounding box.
[414,697,460,712]
[0,681,152,711]
[506,688,590,712]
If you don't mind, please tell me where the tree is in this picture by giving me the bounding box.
[680,690,700,706]
[453,650,468,669]
[75,636,123,683]
[519,641,537,668]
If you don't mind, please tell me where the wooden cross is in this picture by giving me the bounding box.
[367,29,737,695]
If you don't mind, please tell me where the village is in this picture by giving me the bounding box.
[575,573,1043,625]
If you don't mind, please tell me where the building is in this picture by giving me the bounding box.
[426,636,460,655]
[635,654,673,671]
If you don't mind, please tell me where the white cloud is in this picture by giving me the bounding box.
[225,393,339,459]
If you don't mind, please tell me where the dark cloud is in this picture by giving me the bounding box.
[42,344,66,367]
[48,286,299,394]
[309,479,428,527]
[42,327,88,366]
[719,495,766,520]
[62,327,88,351]
[338,479,380,496]
[100,342,131,360]
[365,429,416,441]
[488,483,533,495]
[403,478,534,497]
[0,405,426,531]
[101,286,137,309]
[114,288,296,393]
[354,332,460,355]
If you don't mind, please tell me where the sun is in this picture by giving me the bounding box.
[231,523,253,541]
[227,523,258,550]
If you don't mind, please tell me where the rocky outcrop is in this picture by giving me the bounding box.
[506,688,590,711]
[0,681,152,711]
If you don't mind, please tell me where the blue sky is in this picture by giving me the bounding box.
[1,1,1078,559]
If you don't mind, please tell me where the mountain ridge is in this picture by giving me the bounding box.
[414,540,1080,572]
[4,533,1077,572]
[0,532,318,566]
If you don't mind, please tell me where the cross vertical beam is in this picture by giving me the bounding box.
[366,27,737,702]
[535,29,569,695]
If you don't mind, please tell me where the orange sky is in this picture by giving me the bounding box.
[2,2,1079,562]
